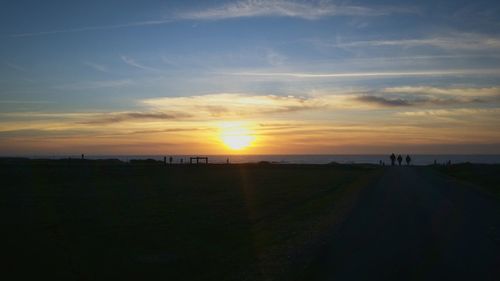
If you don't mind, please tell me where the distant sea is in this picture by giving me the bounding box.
[23,154,500,165]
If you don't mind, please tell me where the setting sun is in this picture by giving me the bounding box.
[219,122,255,151]
[222,135,253,150]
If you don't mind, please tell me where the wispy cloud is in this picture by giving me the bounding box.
[121,56,159,71]
[353,94,484,107]
[353,85,500,108]
[264,48,287,66]
[178,0,413,20]
[228,69,500,79]
[334,32,500,51]
[399,108,500,117]
[55,79,133,90]
[354,95,412,107]
[4,62,26,72]
[383,86,500,97]
[142,89,485,118]
[10,19,174,38]
[2,90,499,154]
[0,112,99,119]
[143,93,322,117]
[9,86,494,129]
[10,1,413,37]
[80,111,192,125]
[83,61,109,73]
[0,100,54,104]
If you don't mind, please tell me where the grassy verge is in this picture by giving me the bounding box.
[434,163,500,198]
[1,160,379,280]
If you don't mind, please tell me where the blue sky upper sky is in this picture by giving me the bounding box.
[1,0,500,155]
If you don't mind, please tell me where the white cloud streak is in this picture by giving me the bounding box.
[55,79,134,90]
[228,69,500,79]
[9,1,413,37]
[399,108,500,117]
[383,86,500,97]
[83,61,109,73]
[121,56,159,71]
[10,19,174,38]
[0,100,53,104]
[335,33,500,51]
[4,62,26,72]
[178,0,408,20]
[142,93,322,117]
[265,48,287,66]
[141,86,497,119]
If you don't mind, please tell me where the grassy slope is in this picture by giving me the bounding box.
[1,161,379,280]
[435,163,500,198]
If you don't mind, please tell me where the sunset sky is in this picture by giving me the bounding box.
[1,0,500,155]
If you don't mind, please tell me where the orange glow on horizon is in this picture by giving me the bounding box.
[219,122,256,151]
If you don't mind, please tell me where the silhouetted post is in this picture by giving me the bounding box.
[81,154,84,160]
[189,156,208,164]
[169,156,173,164]
[180,158,183,164]
[434,159,437,165]
[227,158,229,164]
[164,156,167,166]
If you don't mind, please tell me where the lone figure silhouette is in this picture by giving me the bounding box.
[390,153,396,166]
[397,154,403,166]
[406,155,412,166]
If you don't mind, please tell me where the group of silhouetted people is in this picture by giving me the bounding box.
[390,153,412,166]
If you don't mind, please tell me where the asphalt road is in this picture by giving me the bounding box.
[307,166,500,281]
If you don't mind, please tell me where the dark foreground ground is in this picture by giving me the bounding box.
[1,159,499,280]
[0,160,377,280]
[303,165,500,281]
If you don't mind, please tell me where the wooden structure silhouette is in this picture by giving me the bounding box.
[190,157,208,164]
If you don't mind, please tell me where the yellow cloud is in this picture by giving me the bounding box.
[384,86,500,97]
[1,89,500,155]
[142,93,324,118]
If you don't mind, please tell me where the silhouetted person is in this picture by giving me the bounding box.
[390,153,396,166]
[226,158,229,164]
[434,159,437,165]
[397,154,403,166]
[405,155,411,166]
[180,158,184,164]
[164,156,167,165]
[169,156,173,164]
[81,154,84,160]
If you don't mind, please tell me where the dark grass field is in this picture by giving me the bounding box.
[434,163,500,198]
[0,159,379,280]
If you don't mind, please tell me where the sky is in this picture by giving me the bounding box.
[1,0,500,155]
